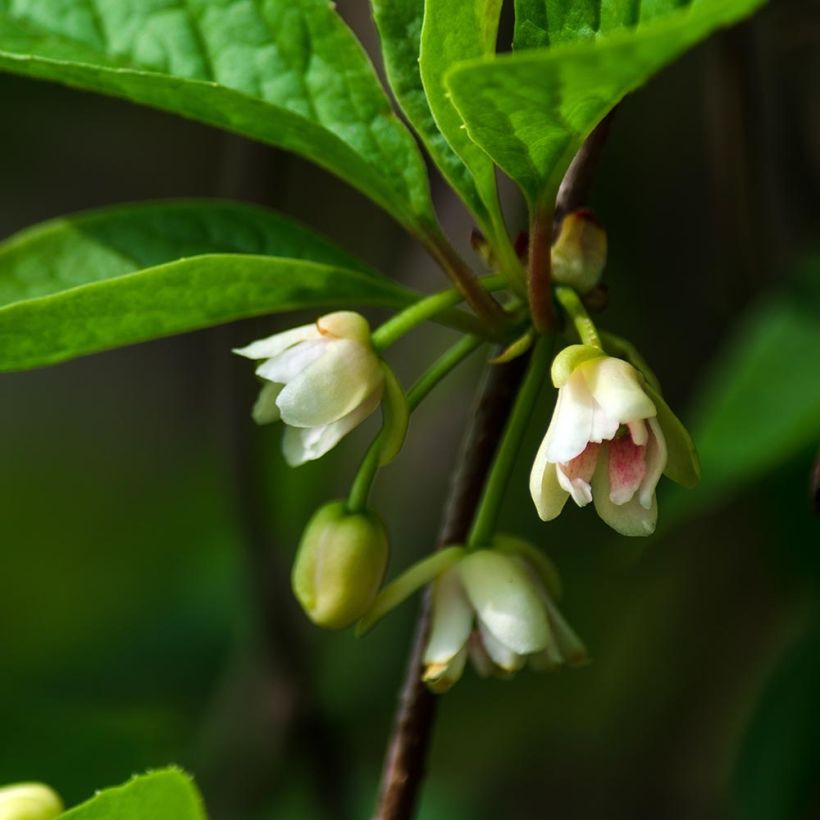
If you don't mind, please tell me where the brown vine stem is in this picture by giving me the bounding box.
[372,115,616,820]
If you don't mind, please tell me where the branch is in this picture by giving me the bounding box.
[373,120,616,820]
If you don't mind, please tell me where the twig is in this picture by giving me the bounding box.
[373,353,530,820]
[373,119,616,820]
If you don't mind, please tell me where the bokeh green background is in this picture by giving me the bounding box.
[1,0,818,817]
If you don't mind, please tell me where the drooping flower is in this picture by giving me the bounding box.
[530,346,699,536]
[234,311,385,466]
[422,545,587,692]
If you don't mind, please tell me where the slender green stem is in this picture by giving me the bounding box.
[372,277,506,352]
[555,285,602,349]
[347,335,485,512]
[466,336,553,549]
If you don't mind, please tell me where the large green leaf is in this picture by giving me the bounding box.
[447,0,764,208]
[62,768,206,819]
[0,254,414,371]
[514,0,703,49]
[418,0,518,269]
[0,200,376,310]
[373,0,512,266]
[0,0,435,232]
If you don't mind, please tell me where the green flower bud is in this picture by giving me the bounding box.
[551,209,607,294]
[0,783,62,820]
[292,501,389,630]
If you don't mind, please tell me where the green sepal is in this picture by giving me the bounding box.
[490,328,535,364]
[551,344,605,387]
[491,534,562,599]
[645,385,701,488]
[356,546,466,636]
[378,363,410,466]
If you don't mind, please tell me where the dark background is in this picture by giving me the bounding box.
[1,0,819,818]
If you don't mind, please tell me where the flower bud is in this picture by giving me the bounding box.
[292,501,389,630]
[0,783,62,820]
[551,209,607,294]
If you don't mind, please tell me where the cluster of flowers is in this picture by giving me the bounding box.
[234,213,699,692]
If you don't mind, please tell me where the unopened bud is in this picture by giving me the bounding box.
[292,501,389,629]
[551,209,607,294]
[0,783,62,820]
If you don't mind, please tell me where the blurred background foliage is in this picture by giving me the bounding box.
[0,0,818,818]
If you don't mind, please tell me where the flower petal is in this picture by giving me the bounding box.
[252,382,283,425]
[256,339,327,383]
[592,446,658,536]
[423,569,473,669]
[607,435,647,505]
[638,418,668,509]
[582,357,656,424]
[281,388,382,466]
[424,644,468,693]
[233,323,319,360]
[530,437,571,521]
[542,371,596,463]
[276,339,383,427]
[645,384,701,488]
[459,551,550,655]
[317,311,371,344]
[478,622,526,673]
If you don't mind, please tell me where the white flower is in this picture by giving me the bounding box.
[422,548,586,692]
[530,348,683,536]
[234,312,385,466]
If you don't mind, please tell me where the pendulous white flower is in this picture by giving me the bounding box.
[422,546,587,692]
[234,311,385,466]
[530,346,699,536]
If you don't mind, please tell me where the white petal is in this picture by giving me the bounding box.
[478,622,526,673]
[467,631,496,678]
[591,447,657,536]
[280,388,382,466]
[582,357,656,424]
[423,570,473,668]
[251,382,283,425]
[638,418,668,509]
[256,339,327,383]
[317,311,371,344]
[589,402,620,444]
[233,323,320,360]
[459,551,550,655]
[542,371,597,463]
[530,435,571,521]
[276,339,383,428]
[423,644,468,693]
[628,419,649,446]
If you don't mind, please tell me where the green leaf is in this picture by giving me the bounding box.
[373,0,509,257]
[0,1,434,231]
[0,200,377,311]
[664,260,820,525]
[62,769,205,819]
[447,0,764,207]
[513,0,707,49]
[0,254,414,371]
[419,0,519,270]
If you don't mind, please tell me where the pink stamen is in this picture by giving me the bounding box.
[608,436,647,505]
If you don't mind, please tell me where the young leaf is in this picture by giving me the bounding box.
[373,0,511,263]
[447,0,764,208]
[0,255,415,371]
[61,768,206,820]
[0,1,435,232]
[419,0,520,272]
